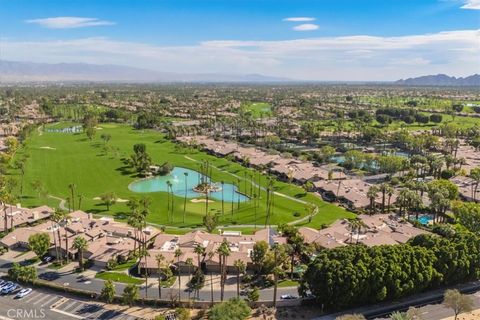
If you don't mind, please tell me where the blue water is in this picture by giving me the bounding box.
[417,215,433,225]
[128,167,249,202]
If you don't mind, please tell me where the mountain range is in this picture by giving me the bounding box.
[0,60,290,83]
[395,74,480,86]
[0,60,479,86]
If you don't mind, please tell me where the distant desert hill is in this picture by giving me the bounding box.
[395,74,480,87]
[0,60,291,83]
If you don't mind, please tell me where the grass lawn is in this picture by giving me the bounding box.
[95,271,144,284]
[160,276,176,288]
[243,102,272,118]
[277,280,299,288]
[108,259,137,271]
[10,122,354,231]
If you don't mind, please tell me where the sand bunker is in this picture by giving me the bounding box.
[93,197,129,203]
[190,198,215,203]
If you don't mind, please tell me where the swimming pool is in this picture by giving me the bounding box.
[128,167,249,202]
[417,215,433,225]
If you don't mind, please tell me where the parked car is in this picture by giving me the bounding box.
[1,283,18,294]
[0,281,13,290]
[42,256,53,263]
[280,294,298,300]
[15,288,32,299]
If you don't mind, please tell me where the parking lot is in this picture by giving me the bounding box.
[0,285,139,320]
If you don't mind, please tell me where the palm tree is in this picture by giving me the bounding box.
[386,185,395,212]
[233,259,246,298]
[77,194,84,210]
[174,248,183,302]
[68,183,76,211]
[221,181,225,216]
[72,236,88,270]
[208,251,215,305]
[155,253,165,299]
[194,244,205,270]
[138,246,150,299]
[217,240,231,301]
[48,211,60,263]
[470,168,480,201]
[379,183,389,213]
[63,212,71,262]
[183,172,188,223]
[367,185,379,214]
[272,244,281,308]
[186,257,194,300]
[51,209,66,263]
[127,198,140,254]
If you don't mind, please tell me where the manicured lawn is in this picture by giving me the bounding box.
[108,259,137,271]
[243,102,272,118]
[10,122,354,230]
[277,280,299,288]
[95,271,144,284]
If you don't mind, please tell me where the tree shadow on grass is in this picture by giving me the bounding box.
[115,165,134,176]
[294,193,307,199]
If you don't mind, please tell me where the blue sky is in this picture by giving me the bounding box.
[0,0,479,80]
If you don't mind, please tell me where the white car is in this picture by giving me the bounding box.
[280,294,298,300]
[0,281,13,290]
[1,284,17,294]
[15,288,32,298]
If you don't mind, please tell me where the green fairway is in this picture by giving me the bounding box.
[11,122,353,231]
[243,102,272,118]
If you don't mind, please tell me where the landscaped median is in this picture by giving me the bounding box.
[95,271,144,284]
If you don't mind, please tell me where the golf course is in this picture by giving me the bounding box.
[10,122,354,233]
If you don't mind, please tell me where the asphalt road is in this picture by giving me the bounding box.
[0,258,299,303]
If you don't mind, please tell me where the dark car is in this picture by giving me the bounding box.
[39,272,60,281]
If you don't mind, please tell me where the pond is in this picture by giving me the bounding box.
[128,167,250,202]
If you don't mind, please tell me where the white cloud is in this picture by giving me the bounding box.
[461,0,480,9]
[25,17,115,29]
[283,17,316,22]
[292,24,319,31]
[2,29,479,81]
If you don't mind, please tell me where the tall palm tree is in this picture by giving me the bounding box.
[48,210,60,263]
[127,198,140,254]
[208,251,215,305]
[217,240,231,301]
[68,183,76,212]
[174,248,183,302]
[194,244,205,270]
[51,209,66,263]
[221,181,225,216]
[183,172,188,223]
[77,194,84,210]
[63,212,71,262]
[272,244,280,308]
[138,246,150,299]
[186,257,194,300]
[72,236,88,270]
[367,185,379,214]
[386,185,395,212]
[233,259,246,298]
[155,253,165,299]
